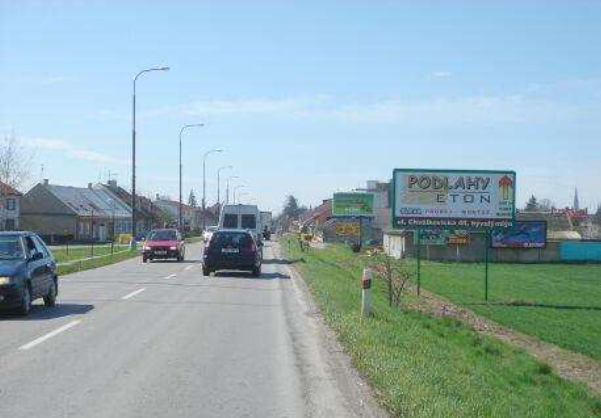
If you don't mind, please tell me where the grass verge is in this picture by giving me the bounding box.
[57,250,140,276]
[51,244,130,263]
[280,237,601,418]
[407,260,601,361]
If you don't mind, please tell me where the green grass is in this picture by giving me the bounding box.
[280,237,601,418]
[410,260,601,361]
[51,244,130,263]
[57,250,140,276]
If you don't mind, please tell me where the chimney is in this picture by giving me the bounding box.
[108,179,117,188]
[88,183,93,189]
[43,179,49,186]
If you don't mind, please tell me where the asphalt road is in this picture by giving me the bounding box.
[0,242,385,418]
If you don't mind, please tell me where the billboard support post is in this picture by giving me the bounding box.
[485,230,491,302]
[416,228,422,297]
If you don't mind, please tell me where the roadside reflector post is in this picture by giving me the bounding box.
[361,268,373,318]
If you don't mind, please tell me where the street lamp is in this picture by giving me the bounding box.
[179,123,204,232]
[202,148,223,230]
[233,185,245,204]
[225,175,239,205]
[217,166,233,208]
[131,66,169,247]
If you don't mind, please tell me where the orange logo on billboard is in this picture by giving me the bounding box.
[498,175,514,201]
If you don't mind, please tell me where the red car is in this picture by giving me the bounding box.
[142,229,186,263]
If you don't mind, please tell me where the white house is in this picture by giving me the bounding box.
[0,182,22,231]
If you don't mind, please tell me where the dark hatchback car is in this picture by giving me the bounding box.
[203,229,262,277]
[142,229,186,263]
[0,232,58,316]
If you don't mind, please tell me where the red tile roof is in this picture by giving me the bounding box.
[0,182,22,196]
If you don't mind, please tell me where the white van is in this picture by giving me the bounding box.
[219,204,262,243]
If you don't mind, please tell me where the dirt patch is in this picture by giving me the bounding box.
[407,288,601,395]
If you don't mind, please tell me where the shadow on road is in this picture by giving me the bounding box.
[148,259,201,264]
[214,271,291,280]
[0,303,95,321]
[262,258,304,266]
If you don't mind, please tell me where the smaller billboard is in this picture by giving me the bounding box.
[414,229,447,245]
[448,231,470,245]
[332,193,374,217]
[491,221,547,249]
[335,221,361,237]
[414,229,471,245]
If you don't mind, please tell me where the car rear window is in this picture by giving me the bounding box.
[211,232,253,249]
[147,230,177,241]
[241,214,256,229]
[223,214,238,229]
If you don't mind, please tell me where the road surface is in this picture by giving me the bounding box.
[0,242,385,418]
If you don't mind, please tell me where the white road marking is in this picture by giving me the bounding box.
[122,288,146,300]
[184,265,194,271]
[19,320,82,351]
[165,273,177,279]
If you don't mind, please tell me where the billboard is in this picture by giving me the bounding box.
[393,169,516,229]
[335,221,361,237]
[413,229,470,245]
[491,221,547,249]
[332,193,374,217]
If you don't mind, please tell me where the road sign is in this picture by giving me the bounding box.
[392,169,516,229]
[332,193,374,217]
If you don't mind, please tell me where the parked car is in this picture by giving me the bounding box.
[203,226,218,243]
[142,229,185,262]
[203,229,262,277]
[0,232,58,316]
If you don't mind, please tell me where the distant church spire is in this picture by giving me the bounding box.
[574,188,580,211]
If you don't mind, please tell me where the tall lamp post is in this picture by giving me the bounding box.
[217,166,233,208]
[179,123,204,233]
[202,148,223,230]
[131,66,169,247]
[233,185,245,205]
[225,175,239,205]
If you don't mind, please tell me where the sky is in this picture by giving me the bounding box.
[1,0,600,213]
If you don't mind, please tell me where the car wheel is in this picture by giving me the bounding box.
[44,280,57,307]
[18,283,32,316]
[142,255,148,263]
[202,266,211,277]
[252,266,261,278]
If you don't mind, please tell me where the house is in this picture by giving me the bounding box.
[0,182,22,231]
[21,180,132,243]
[102,180,165,236]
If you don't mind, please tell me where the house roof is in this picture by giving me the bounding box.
[45,184,131,218]
[0,182,22,196]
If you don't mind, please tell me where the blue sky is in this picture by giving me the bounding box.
[1,0,600,212]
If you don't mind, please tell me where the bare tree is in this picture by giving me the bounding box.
[365,249,413,308]
[0,133,35,190]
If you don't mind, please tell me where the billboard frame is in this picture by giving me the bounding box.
[332,192,375,218]
[391,168,517,230]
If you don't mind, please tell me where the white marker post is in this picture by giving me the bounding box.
[361,268,373,317]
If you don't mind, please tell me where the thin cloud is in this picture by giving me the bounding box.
[432,71,452,79]
[25,137,126,166]
[5,75,78,86]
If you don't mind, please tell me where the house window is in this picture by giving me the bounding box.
[6,198,16,211]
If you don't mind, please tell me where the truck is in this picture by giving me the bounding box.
[219,204,262,243]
